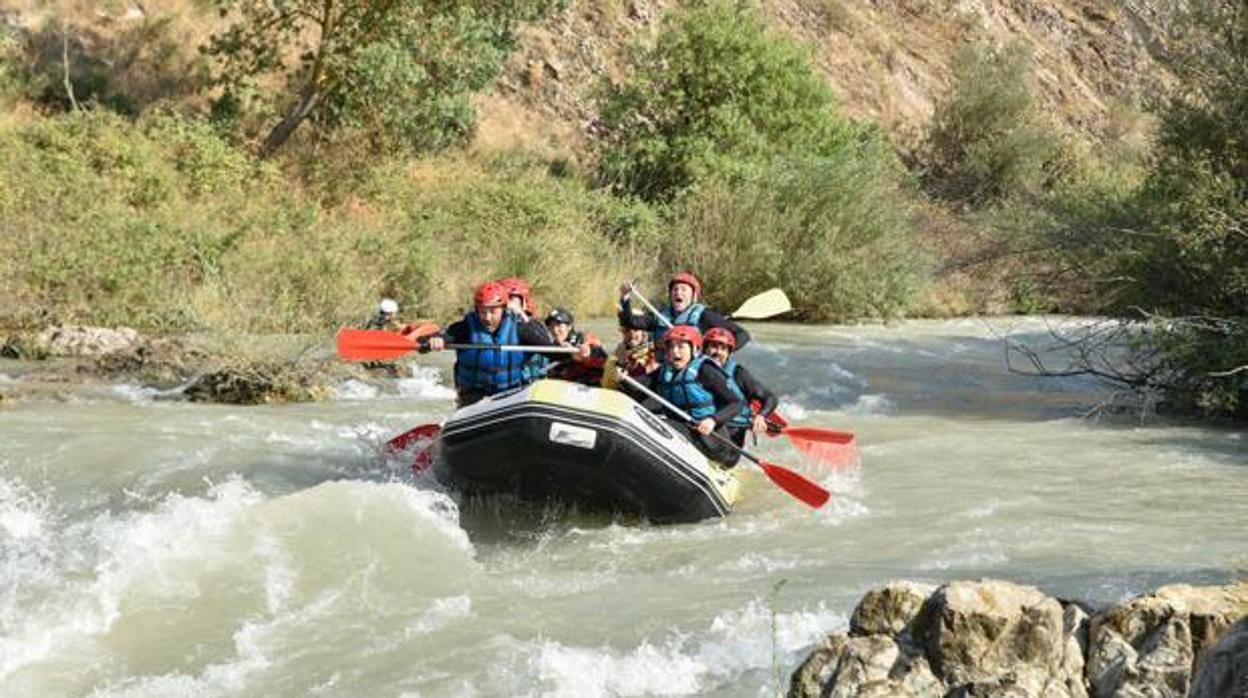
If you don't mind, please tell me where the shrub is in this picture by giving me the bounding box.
[666,150,926,321]
[594,0,862,202]
[363,153,647,321]
[922,41,1069,207]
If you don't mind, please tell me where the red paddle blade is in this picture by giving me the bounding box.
[400,323,441,340]
[386,423,442,452]
[784,427,858,469]
[385,423,441,474]
[337,329,418,361]
[758,460,831,508]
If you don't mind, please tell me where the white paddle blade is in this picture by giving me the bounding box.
[731,288,792,319]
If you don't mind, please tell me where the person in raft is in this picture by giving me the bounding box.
[702,327,780,447]
[601,308,659,389]
[626,325,745,467]
[532,307,608,385]
[498,277,537,322]
[422,281,553,407]
[618,272,750,357]
[364,298,402,331]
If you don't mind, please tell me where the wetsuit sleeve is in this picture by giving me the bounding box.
[698,309,751,350]
[517,320,554,346]
[733,364,778,416]
[420,320,469,352]
[620,296,664,333]
[698,363,744,426]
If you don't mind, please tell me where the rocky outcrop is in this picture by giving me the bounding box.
[791,579,1248,698]
[183,359,331,405]
[1087,582,1248,697]
[479,0,1170,155]
[1190,617,1248,698]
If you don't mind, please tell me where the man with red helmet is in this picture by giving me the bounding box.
[703,326,779,446]
[423,280,554,407]
[627,325,745,466]
[618,271,750,354]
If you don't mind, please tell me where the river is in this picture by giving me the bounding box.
[1,318,1244,697]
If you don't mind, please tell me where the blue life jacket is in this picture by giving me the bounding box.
[452,311,528,394]
[652,302,706,347]
[720,358,754,427]
[658,355,717,420]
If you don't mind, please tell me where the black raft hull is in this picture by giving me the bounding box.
[433,380,739,523]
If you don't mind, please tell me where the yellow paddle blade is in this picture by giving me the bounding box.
[731,289,792,319]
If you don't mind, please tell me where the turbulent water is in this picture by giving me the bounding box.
[2,318,1245,697]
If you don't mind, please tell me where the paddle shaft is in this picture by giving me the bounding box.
[627,285,675,329]
[616,371,763,467]
[443,343,579,354]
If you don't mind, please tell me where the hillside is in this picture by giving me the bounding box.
[0,0,1169,157]
[477,0,1170,157]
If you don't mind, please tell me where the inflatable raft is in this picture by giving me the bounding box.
[433,379,740,523]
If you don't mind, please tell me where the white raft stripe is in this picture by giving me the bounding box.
[441,403,732,516]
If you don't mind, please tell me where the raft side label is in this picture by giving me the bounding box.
[548,421,598,449]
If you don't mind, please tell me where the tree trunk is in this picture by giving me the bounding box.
[259,89,321,158]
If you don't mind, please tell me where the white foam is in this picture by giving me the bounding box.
[0,478,265,682]
[396,366,455,400]
[406,595,473,636]
[845,394,893,416]
[0,476,48,540]
[777,400,808,421]
[530,599,846,697]
[331,379,380,401]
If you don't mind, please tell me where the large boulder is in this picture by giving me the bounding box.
[1087,582,1248,697]
[851,581,936,636]
[789,633,942,698]
[791,579,1089,698]
[1190,616,1248,698]
[921,580,1088,698]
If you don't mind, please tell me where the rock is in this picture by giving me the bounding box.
[923,580,1087,698]
[788,633,941,698]
[1190,616,1248,698]
[1087,581,1248,698]
[36,325,140,357]
[851,580,936,636]
[792,579,1090,698]
[183,359,330,405]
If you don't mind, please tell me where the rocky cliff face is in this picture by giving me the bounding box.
[477,0,1170,157]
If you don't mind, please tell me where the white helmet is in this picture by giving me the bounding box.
[379,298,399,314]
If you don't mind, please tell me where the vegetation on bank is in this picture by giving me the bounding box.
[0,1,1243,418]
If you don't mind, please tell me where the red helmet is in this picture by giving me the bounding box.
[663,325,703,350]
[703,327,736,350]
[498,277,536,315]
[473,281,507,308]
[668,272,701,298]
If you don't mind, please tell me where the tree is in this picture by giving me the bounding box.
[204,0,556,157]
[593,0,863,202]
[922,41,1067,207]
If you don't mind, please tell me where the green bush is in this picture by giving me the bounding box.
[666,151,926,321]
[594,0,862,202]
[362,152,648,321]
[923,41,1069,207]
[0,111,645,332]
